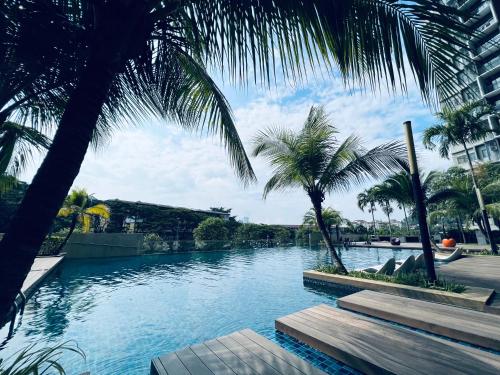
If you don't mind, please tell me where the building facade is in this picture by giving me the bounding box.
[444,0,500,168]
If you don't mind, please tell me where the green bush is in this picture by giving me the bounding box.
[193,217,229,250]
[38,237,65,256]
[143,233,165,253]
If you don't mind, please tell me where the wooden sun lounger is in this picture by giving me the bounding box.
[435,248,463,263]
[275,304,500,375]
[338,290,500,351]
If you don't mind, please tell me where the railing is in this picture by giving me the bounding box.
[476,34,500,55]
[484,79,500,93]
[478,55,500,74]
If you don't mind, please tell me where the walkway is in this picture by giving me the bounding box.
[276,304,500,375]
[20,256,64,299]
[151,329,327,375]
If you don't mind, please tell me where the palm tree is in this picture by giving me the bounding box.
[423,100,499,253]
[252,106,406,273]
[357,188,378,236]
[304,207,343,242]
[56,189,111,252]
[0,0,471,322]
[374,190,394,237]
[0,121,51,176]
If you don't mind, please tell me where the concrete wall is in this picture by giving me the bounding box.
[64,233,145,258]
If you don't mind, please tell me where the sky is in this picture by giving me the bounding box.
[20,71,452,225]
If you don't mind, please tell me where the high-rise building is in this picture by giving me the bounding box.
[443,0,500,168]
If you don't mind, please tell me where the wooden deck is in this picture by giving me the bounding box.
[151,329,327,375]
[338,290,500,351]
[276,304,500,375]
[437,256,500,292]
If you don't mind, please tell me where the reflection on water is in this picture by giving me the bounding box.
[0,246,420,374]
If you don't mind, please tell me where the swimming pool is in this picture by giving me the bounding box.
[0,246,420,374]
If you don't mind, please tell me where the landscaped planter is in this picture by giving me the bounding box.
[303,270,495,312]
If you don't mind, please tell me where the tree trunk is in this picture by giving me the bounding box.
[310,197,348,274]
[371,206,376,236]
[0,55,117,324]
[402,203,410,234]
[386,209,392,237]
[462,141,498,254]
[457,217,466,244]
[57,215,78,253]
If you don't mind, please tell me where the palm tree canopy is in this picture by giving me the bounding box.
[0,121,51,176]
[304,207,343,228]
[57,189,110,232]
[2,0,473,183]
[423,101,498,159]
[253,106,407,200]
[357,188,377,212]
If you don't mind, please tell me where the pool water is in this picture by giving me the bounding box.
[0,246,420,374]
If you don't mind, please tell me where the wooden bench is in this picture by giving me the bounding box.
[338,290,500,351]
[151,329,327,375]
[276,304,500,375]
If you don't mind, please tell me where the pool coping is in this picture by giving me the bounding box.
[303,270,495,312]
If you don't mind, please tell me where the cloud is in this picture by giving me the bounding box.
[19,73,451,225]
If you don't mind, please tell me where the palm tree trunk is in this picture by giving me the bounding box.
[386,209,392,237]
[462,142,498,253]
[457,217,466,244]
[402,203,410,234]
[370,205,376,236]
[0,54,118,324]
[57,216,78,253]
[311,198,348,274]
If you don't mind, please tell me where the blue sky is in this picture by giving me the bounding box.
[21,71,451,225]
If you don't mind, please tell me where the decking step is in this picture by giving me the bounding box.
[151,329,327,375]
[338,290,500,351]
[275,304,500,375]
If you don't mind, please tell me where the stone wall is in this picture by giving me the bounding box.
[64,233,145,258]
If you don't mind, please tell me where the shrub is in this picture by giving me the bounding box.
[193,217,229,250]
[315,264,466,293]
[143,233,165,253]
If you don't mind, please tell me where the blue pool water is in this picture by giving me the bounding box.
[0,246,420,374]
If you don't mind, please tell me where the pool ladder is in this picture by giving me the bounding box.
[7,291,26,339]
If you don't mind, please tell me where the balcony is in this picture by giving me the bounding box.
[483,78,500,98]
[475,33,500,57]
[456,0,481,10]
[478,55,500,76]
[463,2,492,25]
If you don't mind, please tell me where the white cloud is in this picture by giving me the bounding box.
[20,74,452,225]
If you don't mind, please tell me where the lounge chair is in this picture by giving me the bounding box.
[414,253,425,270]
[393,255,415,277]
[434,248,462,263]
[362,258,396,275]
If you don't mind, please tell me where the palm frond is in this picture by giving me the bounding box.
[84,204,111,219]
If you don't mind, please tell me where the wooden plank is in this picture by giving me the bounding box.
[176,347,214,375]
[190,343,237,375]
[338,290,500,351]
[204,337,258,375]
[239,330,326,375]
[157,352,190,375]
[216,335,282,375]
[151,330,328,375]
[276,304,500,375]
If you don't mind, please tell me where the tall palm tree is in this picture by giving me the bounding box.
[0,0,470,322]
[374,190,394,237]
[56,189,111,252]
[423,100,499,253]
[252,106,406,273]
[357,188,378,236]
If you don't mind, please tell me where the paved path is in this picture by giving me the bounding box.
[151,329,327,375]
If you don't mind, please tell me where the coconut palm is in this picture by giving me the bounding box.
[0,0,471,322]
[304,207,344,242]
[56,189,111,252]
[423,100,498,253]
[252,106,406,273]
[0,121,51,177]
[373,189,394,237]
[357,188,378,236]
